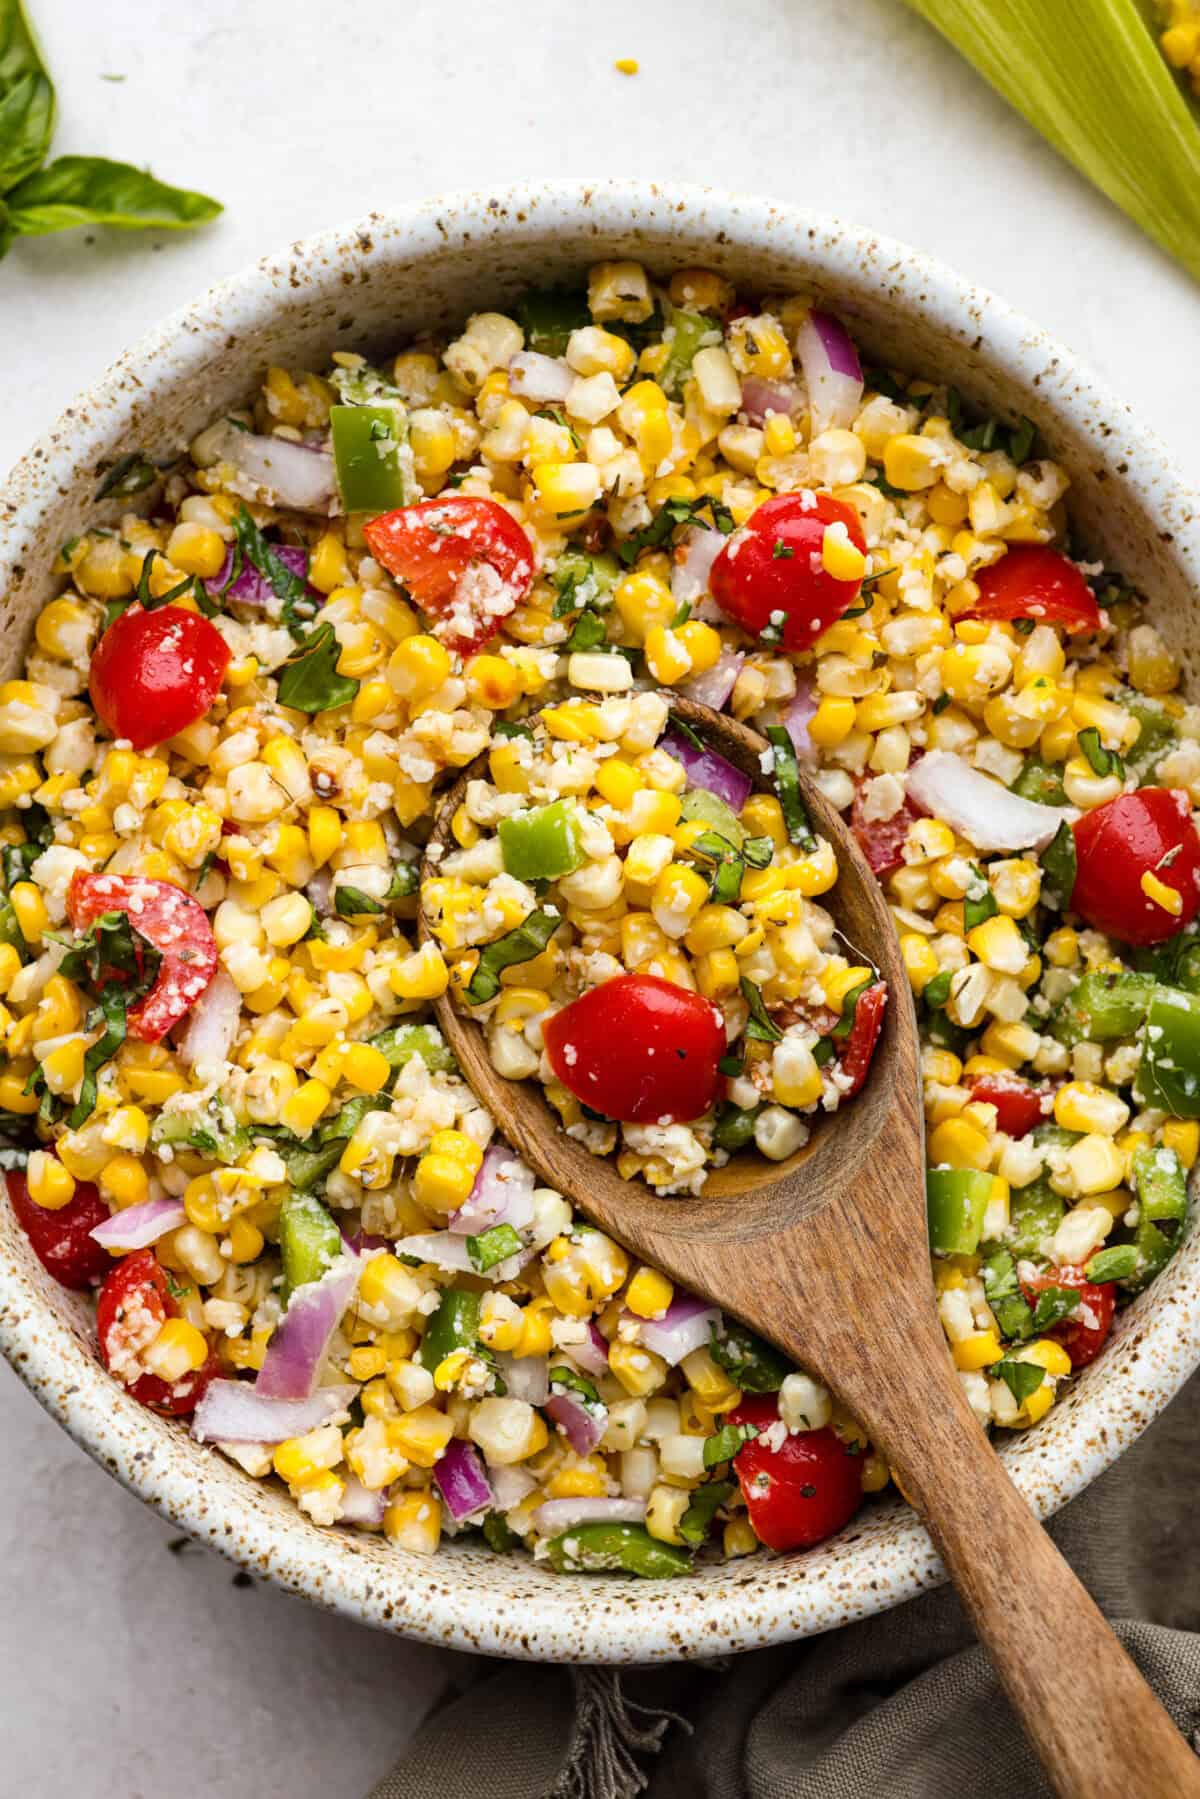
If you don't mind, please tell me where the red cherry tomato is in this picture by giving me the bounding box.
[709,492,866,653]
[964,1071,1049,1138]
[96,1247,215,1415]
[543,973,725,1124]
[363,496,534,654]
[850,779,926,878]
[727,1393,864,1552]
[6,1167,111,1290]
[67,872,218,1042]
[965,545,1102,633]
[1020,1265,1116,1369]
[1071,789,1200,946]
[89,605,231,751]
[838,983,888,1098]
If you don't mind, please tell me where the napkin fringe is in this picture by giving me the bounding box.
[551,1670,691,1799]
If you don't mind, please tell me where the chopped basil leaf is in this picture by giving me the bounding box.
[831,976,873,1040]
[1085,1244,1140,1282]
[333,885,384,918]
[963,867,999,932]
[467,909,562,1005]
[740,976,782,1043]
[764,726,816,851]
[993,1358,1046,1406]
[702,1421,758,1468]
[276,622,359,714]
[718,1055,744,1078]
[1077,726,1123,782]
[923,969,952,1010]
[1030,1285,1082,1331]
[232,505,316,638]
[1040,819,1077,908]
[493,720,534,741]
[95,451,157,500]
[678,1480,734,1546]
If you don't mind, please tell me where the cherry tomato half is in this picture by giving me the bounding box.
[964,1071,1049,1139]
[89,605,231,751]
[1072,788,1200,947]
[543,972,725,1124]
[363,496,534,654]
[965,545,1102,634]
[1020,1265,1116,1369]
[850,778,926,879]
[709,492,866,653]
[838,983,888,1098]
[96,1248,215,1416]
[67,872,218,1042]
[6,1167,111,1290]
[727,1393,864,1552]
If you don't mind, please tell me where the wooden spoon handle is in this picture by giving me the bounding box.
[862,1369,1200,1798]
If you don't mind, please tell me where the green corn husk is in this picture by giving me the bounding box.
[903,0,1200,282]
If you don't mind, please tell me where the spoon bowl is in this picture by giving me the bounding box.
[422,693,1200,1799]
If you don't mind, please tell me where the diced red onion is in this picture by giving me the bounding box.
[508,351,573,404]
[634,1293,721,1366]
[90,1196,185,1252]
[670,526,724,607]
[433,1438,495,1523]
[494,1350,549,1405]
[489,1465,538,1511]
[906,750,1071,854]
[449,1140,535,1236]
[532,1497,645,1534]
[682,649,743,711]
[545,1389,607,1457]
[567,1321,611,1380]
[782,675,819,764]
[206,542,314,609]
[192,419,335,513]
[341,1229,390,1256]
[255,1256,361,1401]
[660,728,752,814]
[338,1476,388,1527]
[795,310,864,434]
[393,1230,533,1283]
[193,1378,355,1443]
[177,968,241,1076]
[740,378,803,425]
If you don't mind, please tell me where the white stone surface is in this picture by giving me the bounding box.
[0,0,1195,1792]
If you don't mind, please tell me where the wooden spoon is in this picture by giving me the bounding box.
[421,695,1200,1799]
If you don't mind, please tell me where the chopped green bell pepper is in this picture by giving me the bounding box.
[418,1287,481,1371]
[1122,690,1178,776]
[467,1223,523,1273]
[1010,756,1066,805]
[498,800,583,882]
[552,549,621,617]
[1007,1178,1066,1257]
[546,1521,691,1577]
[660,308,713,397]
[0,897,25,958]
[679,788,744,847]
[709,1321,791,1393]
[279,1190,342,1302]
[515,286,590,357]
[713,1102,760,1151]
[1050,970,1156,1046]
[330,404,411,512]
[1135,984,1200,1117]
[927,1166,995,1255]
[1131,1142,1189,1225]
[369,1021,457,1077]
[981,1248,1035,1340]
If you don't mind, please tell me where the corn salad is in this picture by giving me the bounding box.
[2,262,1195,1574]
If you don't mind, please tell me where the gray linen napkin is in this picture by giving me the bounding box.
[368,1372,1200,1799]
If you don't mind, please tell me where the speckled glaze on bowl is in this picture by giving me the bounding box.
[2,182,1198,1663]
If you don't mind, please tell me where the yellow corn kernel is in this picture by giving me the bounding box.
[1054,1081,1129,1137]
[966,914,1028,975]
[515,1298,555,1358]
[608,1339,669,1398]
[383,1491,443,1555]
[1044,927,1079,968]
[10,882,46,945]
[820,521,867,582]
[651,862,709,937]
[280,1078,332,1138]
[952,1330,1003,1372]
[612,568,675,644]
[389,942,449,1001]
[465,654,521,710]
[626,1267,674,1318]
[540,701,605,744]
[738,793,784,848]
[900,933,939,994]
[227,1214,264,1264]
[927,1116,991,1171]
[676,620,722,674]
[643,625,693,685]
[412,1146,480,1214]
[822,963,873,1011]
[337,1042,390,1094]
[388,634,452,703]
[25,1150,76,1211]
[1141,870,1183,918]
[1161,1120,1199,1171]
[1022,1338,1073,1379]
[387,1405,455,1468]
[99,1154,149,1209]
[145,1318,210,1382]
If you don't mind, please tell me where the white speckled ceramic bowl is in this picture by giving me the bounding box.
[2,182,1199,1662]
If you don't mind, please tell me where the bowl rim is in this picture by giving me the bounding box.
[2,178,1199,1663]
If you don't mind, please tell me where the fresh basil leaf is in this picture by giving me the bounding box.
[1040,818,1077,908]
[94,451,157,501]
[831,976,873,1040]
[492,720,533,741]
[68,985,130,1128]
[963,867,999,932]
[740,976,782,1043]
[923,968,952,1010]
[276,623,358,714]
[1008,417,1037,464]
[467,909,562,1005]
[232,506,315,637]
[993,1358,1046,1407]
[764,726,816,851]
[718,1055,744,1078]
[709,1322,791,1393]
[5,154,221,236]
[1085,1244,1139,1282]
[333,885,384,918]
[1030,1285,1081,1331]
[387,861,419,901]
[564,607,607,653]
[1077,726,1123,782]
[678,1480,733,1546]
[0,0,53,191]
[702,1421,757,1469]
